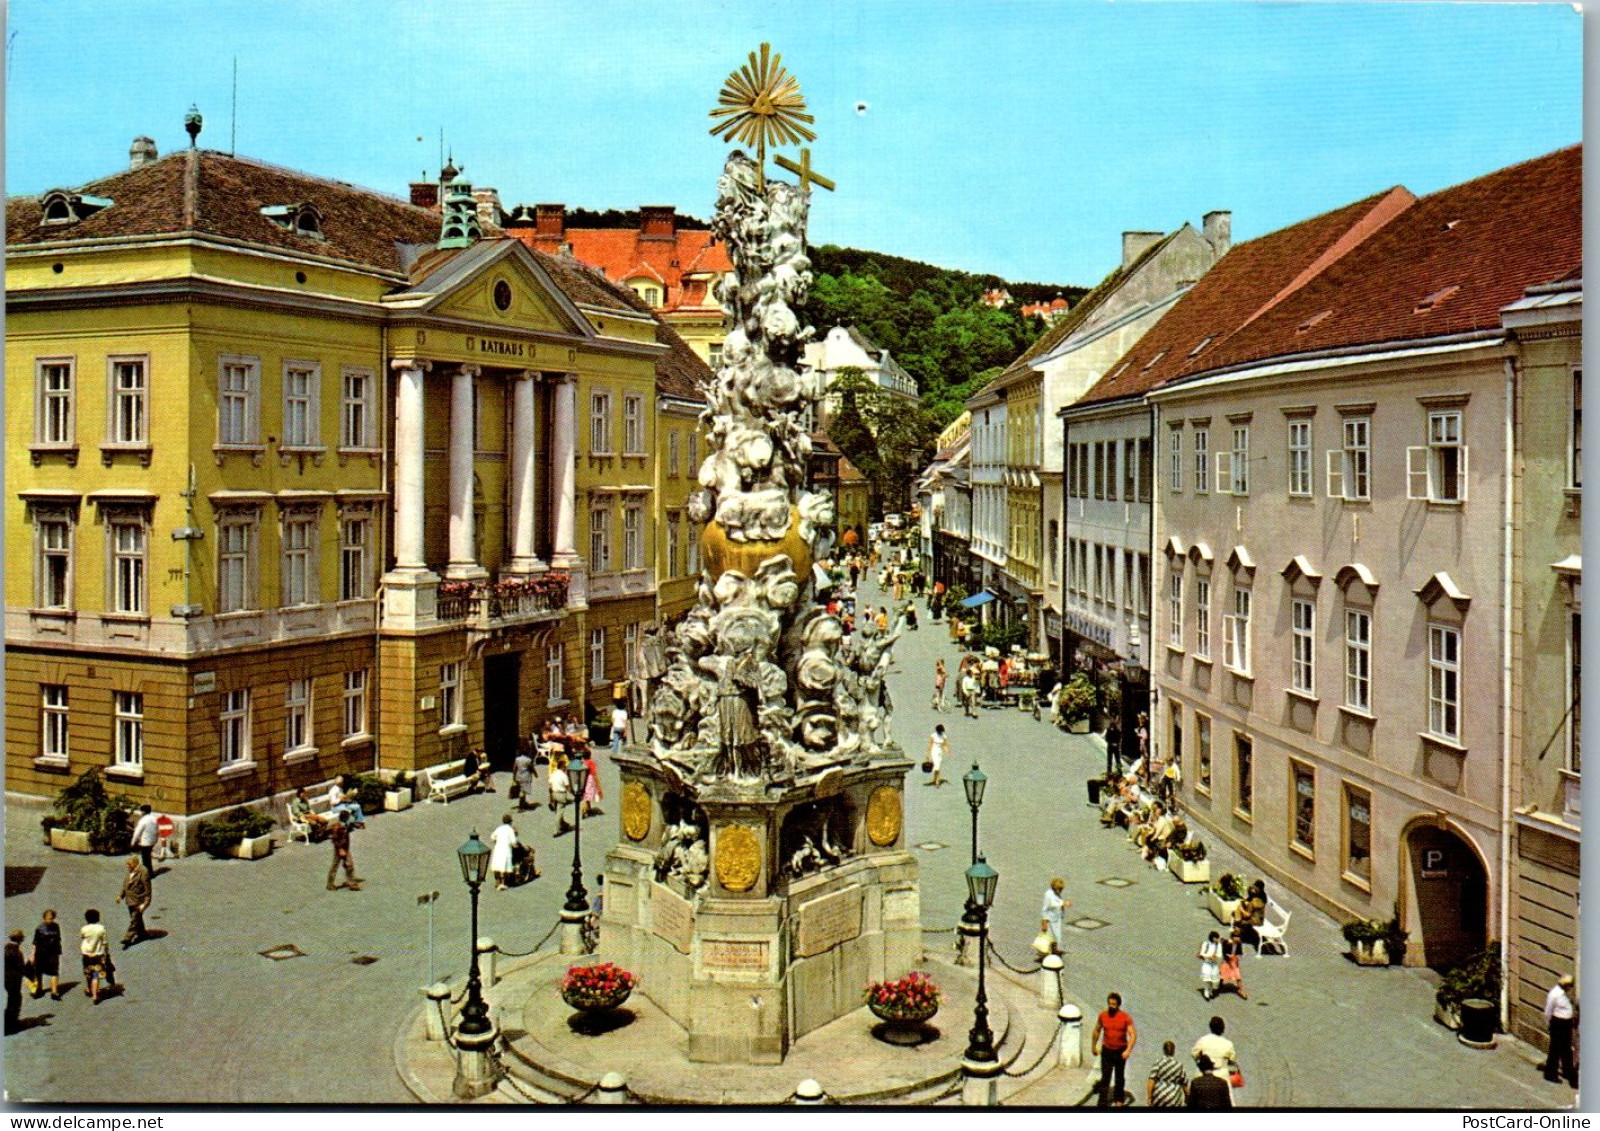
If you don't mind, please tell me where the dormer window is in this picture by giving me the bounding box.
[40,190,113,227]
[260,202,325,240]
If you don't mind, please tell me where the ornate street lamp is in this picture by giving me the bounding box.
[452,830,500,1098]
[962,855,1001,1106]
[956,762,987,966]
[560,758,591,953]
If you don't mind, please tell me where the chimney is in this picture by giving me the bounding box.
[473,187,503,230]
[640,204,677,240]
[409,181,440,210]
[535,203,565,240]
[1122,231,1164,269]
[129,136,158,170]
[1203,210,1232,257]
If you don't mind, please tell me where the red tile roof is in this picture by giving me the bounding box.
[510,220,732,315]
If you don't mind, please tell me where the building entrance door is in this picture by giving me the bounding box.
[1406,824,1487,970]
[482,653,521,772]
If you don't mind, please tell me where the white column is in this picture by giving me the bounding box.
[446,365,487,580]
[391,359,431,570]
[551,373,581,568]
[507,370,545,574]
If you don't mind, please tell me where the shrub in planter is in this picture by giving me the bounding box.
[1058,675,1097,727]
[1212,872,1246,901]
[51,769,138,854]
[197,807,275,859]
[1436,942,1502,1021]
[353,773,387,816]
[1341,909,1407,965]
[1175,840,1208,863]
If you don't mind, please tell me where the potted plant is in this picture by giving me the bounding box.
[1172,840,1210,884]
[197,807,276,860]
[1059,674,1097,734]
[354,773,387,818]
[560,962,637,1015]
[1435,942,1501,1031]
[385,771,414,812]
[1208,872,1246,924]
[49,769,137,854]
[864,970,942,1046]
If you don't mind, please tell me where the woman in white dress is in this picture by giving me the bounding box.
[488,814,520,891]
[1197,930,1222,1000]
[926,724,949,787]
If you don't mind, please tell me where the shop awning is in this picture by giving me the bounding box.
[960,590,998,609]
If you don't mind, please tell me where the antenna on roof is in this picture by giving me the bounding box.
[230,57,237,156]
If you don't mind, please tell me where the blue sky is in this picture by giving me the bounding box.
[5,0,1581,286]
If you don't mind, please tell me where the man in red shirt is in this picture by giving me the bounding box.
[1091,991,1138,1106]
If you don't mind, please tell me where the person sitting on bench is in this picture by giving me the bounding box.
[289,789,331,839]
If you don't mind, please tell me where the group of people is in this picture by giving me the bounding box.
[1090,992,1244,1108]
[4,877,155,1030]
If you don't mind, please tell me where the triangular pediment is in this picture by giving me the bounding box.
[387,239,596,339]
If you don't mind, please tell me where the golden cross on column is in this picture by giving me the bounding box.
[773,147,835,194]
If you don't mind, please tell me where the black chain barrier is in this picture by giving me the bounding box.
[498,918,563,959]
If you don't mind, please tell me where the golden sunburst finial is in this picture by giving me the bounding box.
[709,43,817,189]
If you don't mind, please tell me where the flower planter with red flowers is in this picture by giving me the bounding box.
[560,962,638,1013]
[864,971,942,1045]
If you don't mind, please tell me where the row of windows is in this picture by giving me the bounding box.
[1066,437,1154,503]
[31,503,373,616]
[34,356,165,451]
[1179,704,1373,882]
[1164,410,1469,504]
[662,510,703,579]
[589,391,648,457]
[1066,542,1151,618]
[588,500,649,573]
[664,429,702,479]
[1163,565,1462,743]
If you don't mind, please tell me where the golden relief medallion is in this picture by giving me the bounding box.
[621,782,651,842]
[714,824,762,892]
[866,786,902,847]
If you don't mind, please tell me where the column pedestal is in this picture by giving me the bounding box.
[451,1022,503,1099]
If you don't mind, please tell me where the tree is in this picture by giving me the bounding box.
[826,369,940,518]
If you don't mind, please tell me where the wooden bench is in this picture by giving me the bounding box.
[286,793,335,844]
[420,759,472,804]
[1256,898,1292,956]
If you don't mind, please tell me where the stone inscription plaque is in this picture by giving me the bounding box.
[701,938,770,976]
[651,882,694,954]
[796,885,863,958]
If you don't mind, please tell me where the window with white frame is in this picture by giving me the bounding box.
[341,367,375,449]
[1224,586,1251,674]
[1168,570,1184,646]
[668,430,681,477]
[688,431,700,477]
[1223,424,1250,494]
[546,643,566,706]
[109,516,147,615]
[113,691,143,769]
[667,511,682,578]
[108,357,148,446]
[1291,760,1316,854]
[1291,598,1315,694]
[686,521,701,575]
[218,356,260,446]
[343,670,368,739]
[41,685,69,761]
[1194,577,1211,658]
[1328,416,1370,501]
[624,623,640,679]
[281,512,318,607]
[339,512,370,601]
[36,511,73,610]
[1408,409,1467,503]
[219,688,251,766]
[1344,609,1371,712]
[591,627,607,685]
[1571,370,1583,490]
[624,393,645,454]
[624,502,644,569]
[1193,427,1209,493]
[709,343,722,368]
[37,358,75,446]
[589,504,612,572]
[285,678,313,754]
[217,511,256,613]
[1287,419,1312,497]
[282,362,320,448]
[439,661,463,730]
[590,391,614,455]
[1169,427,1183,491]
[1427,623,1461,741]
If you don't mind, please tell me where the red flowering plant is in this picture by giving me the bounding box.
[529,571,571,598]
[864,971,942,1021]
[560,962,638,1009]
[437,579,478,600]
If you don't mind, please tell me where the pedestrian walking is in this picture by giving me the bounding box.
[960,669,979,718]
[1187,1055,1232,1108]
[582,752,604,817]
[513,748,535,811]
[1039,877,1070,953]
[924,724,949,787]
[1544,973,1578,1086]
[1220,927,1248,998]
[489,815,521,891]
[130,805,159,876]
[611,702,629,755]
[549,759,575,834]
[1191,1015,1237,1080]
[79,909,114,1004]
[5,930,25,1033]
[1146,1040,1189,1108]
[30,911,62,1001]
[326,811,361,891]
[931,658,948,712]
[1091,991,1137,1107]
[115,856,152,947]
[1198,930,1222,1000]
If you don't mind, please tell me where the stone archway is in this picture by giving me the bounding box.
[1400,819,1489,971]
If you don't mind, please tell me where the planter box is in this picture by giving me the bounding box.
[1208,890,1242,925]
[384,788,413,812]
[231,834,273,860]
[1067,718,1091,734]
[49,827,94,854]
[1433,1000,1462,1031]
[1172,857,1211,884]
[1351,938,1390,966]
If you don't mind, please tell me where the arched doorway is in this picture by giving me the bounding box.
[1403,821,1488,970]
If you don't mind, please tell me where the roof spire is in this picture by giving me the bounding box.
[184,104,203,148]
[437,161,481,250]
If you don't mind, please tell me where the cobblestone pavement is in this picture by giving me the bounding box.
[0,571,1578,1107]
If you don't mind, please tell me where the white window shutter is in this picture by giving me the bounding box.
[1326,449,1344,499]
[1406,446,1429,500]
[1215,451,1230,495]
[1459,445,1470,502]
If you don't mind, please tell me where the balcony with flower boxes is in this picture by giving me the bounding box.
[435,572,572,632]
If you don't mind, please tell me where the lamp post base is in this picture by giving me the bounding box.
[955,919,981,968]
[452,1022,502,1100]
[961,1057,1003,1107]
[559,908,588,955]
